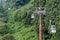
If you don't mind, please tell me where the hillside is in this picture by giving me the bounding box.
[0,0,60,40]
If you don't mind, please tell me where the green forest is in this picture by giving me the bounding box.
[0,0,60,40]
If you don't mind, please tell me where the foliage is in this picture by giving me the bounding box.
[0,0,60,40]
[1,33,15,40]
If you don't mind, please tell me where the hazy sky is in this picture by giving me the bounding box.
[0,0,2,2]
[0,0,6,3]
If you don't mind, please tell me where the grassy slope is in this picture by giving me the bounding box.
[11,0,38,40]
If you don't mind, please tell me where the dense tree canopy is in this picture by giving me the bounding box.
[0,0,60,40]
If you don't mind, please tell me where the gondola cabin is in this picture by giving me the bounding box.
[50,25,56,33]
